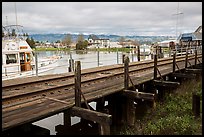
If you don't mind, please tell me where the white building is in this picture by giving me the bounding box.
[88,35,110,48]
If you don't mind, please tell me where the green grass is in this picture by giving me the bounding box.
[119,75,202,135]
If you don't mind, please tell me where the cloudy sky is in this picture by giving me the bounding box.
[2,2,202,36]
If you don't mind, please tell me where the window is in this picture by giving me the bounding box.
[6,54,18,64]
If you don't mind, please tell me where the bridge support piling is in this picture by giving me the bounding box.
[75,61,81,107]
[192,93,200,118]
[124,56,135,127]
[154,54,158,80]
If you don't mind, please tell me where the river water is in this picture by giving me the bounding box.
[31,50,161,135]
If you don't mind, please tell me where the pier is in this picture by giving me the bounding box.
[2,49,202,135]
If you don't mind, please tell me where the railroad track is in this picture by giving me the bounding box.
[2,53,202,131]
[2,54,202,106]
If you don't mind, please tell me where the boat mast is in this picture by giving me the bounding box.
[172,2,183,39]
[14,2,18,26]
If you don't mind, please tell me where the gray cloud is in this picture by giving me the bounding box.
[2,2,202,36]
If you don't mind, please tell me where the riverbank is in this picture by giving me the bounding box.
[118,75,202,135]
[34,47,132,52]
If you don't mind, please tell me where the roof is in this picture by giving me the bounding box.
[178,26,202,41]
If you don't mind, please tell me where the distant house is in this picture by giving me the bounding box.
[177,25,202,47]
[88,34,110,48]
[158,39,177,50]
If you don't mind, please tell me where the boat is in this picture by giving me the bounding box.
[2,25,62,80]
[2,25,36,80]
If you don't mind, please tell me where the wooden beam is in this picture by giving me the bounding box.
[70,106,112,125]
[185,68,202,74]
[154,54,157,80]
[123,90,155,101]
[173,52,176,72]
[171,73,196,79]
[124,56,129,89]
[153,80,180,87]
[75,61,81,107]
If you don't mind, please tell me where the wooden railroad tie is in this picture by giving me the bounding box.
[185,68,202,74]
[70,106,112,135]
[123,89,155,101]
[153,80,180,87]
[171,72,196,79]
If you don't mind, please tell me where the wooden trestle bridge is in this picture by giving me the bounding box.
[2,49,202,135]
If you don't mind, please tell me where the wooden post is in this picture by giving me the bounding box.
[35,52,38,76]
[154,54,157,80]
[185,48,188,68]
[192,93,200,117]
[137,45,140,61]
[122,54,125,63]
[63,109,71,126]
[75,61,81,107]
[124,56,135,126]
[71,59,74,72]
[97,48,100,66]
[117,48,119,64]
[173,52,176,73]
[70,106,112,135]
[195,49,197,66]
[124,56,129,89]
[68,59,72,72]
[99,123,110,135]
[126,98,135,127]
[96,97,105,112]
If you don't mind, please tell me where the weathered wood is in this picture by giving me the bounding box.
[126,98,135,127]
[122,54,125,63]
[124,56,129,89]
[123,90,155,101]
[137,45,140,61]
[192,93,200,117]
[171,72,196,79]
[35,52,38,76]
[185,50,188,68]
[154,54,157,79]
[153,80,180,87]
[173,52,176,72]
[75,61,81,107]
[63,109,71,126]
[185,68,202,74]
[99,123,110,135]
[96,97,105,112]
[70,106,112,125]
[195,49,197,66]
[156,67,164,81]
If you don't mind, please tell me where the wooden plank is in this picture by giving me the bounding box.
[171,72,196,79]
[153,80,180,87]
[185,68,202,74]
[70,106,112,125]
[123,90,155,101]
